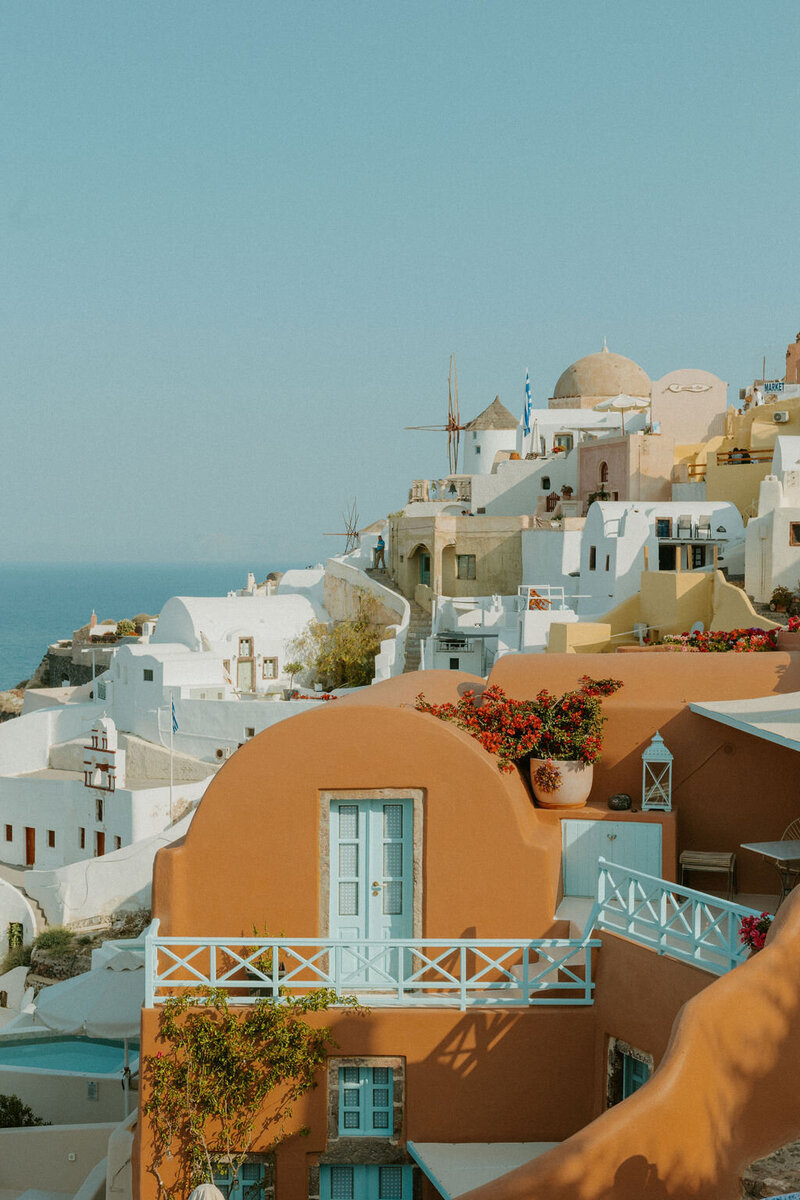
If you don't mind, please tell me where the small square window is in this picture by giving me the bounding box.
[239,637,253,657]
[114,836,122,850]
[262,658,278,680]
[79,827,85,849]
[47,830,55,848]
[456,554,476,580]
[337,1066,393,1136]
[656,518,672,539]
[541,476,551,491]
[4,825,11,842]
[96,798,104,822]
[245,727,255,739]
[589,546,597,571]
[143,669,154,682]
[790,523,800,546]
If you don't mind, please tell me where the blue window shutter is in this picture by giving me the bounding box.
[338,1067,393,1136]
[622,1053,650,1097]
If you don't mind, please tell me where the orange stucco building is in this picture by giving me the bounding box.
[134,654,800,1200]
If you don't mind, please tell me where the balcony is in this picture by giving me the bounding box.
[144,925,599,1009]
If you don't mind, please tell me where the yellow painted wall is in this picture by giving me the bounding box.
[546,622,612,654]
[710,571,779,632]
[705,458,771,519]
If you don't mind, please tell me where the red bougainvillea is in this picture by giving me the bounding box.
[414,676,622,773]
[739,912,774,953]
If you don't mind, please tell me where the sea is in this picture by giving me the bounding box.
[0,562,300,691]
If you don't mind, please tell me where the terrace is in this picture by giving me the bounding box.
[143,863,761,1008]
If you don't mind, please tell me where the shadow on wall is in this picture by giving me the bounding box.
[462,886,800,1200]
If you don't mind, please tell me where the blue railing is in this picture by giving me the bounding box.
[594,857,760,975]
[144,921,600,1009]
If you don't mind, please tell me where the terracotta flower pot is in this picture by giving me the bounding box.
[529,759,594,809]
[777,630,800,652]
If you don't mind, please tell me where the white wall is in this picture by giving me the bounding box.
[745,473,800,601]
[578,501,745,614]
[0,704,95,777]
[462,427,518,474]
[0,1123,119,1191]
[0,774,208,870]
[25,811,195,926]
[0,880,36,957]
[521,527,583,594]
[470,456,578,516]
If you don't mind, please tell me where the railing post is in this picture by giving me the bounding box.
[460,945,467,1011]
[144,918,159,1008]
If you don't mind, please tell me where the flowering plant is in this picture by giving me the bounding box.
[414,676,622,773]
[739,911,773,953]
[532,759,561,793]
[788,616,800,632]
[662,628,778,653]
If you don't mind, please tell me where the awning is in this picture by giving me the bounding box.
[690,692,800,754]
[407,1142,559,1198]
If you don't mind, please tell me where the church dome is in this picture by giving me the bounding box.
[553,345,651,401]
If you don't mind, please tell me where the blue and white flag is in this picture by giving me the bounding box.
[523,371,532,436]
[171,698,179,734]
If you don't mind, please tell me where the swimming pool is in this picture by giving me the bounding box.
[0,1035,139,1075]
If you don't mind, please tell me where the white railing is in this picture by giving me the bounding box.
[594,858,759,976]
[145,922,600,1009]
[517,585,569,612]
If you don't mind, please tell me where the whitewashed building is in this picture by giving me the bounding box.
[745,437,800,603]
[577,501,745,615]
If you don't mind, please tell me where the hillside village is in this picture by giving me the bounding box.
[5,331,800,1200]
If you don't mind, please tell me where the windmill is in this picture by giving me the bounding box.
[406,354,466,475]
[323,498,361,554]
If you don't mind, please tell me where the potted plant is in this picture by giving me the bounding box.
[415,676,622,808]
[770,585,794,613]
[561,484,574,497]
[283,661,303,699]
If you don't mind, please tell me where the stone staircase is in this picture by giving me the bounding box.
[364,570,431,674]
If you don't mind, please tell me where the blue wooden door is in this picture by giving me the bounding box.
[330,799,413,985]
[562,820,662,897]
[320,1164,413,1199]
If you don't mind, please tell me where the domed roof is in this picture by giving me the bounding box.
[553,345,651,401]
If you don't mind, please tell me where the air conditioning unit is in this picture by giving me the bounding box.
[774,411,790,423]
[215,746,233,760]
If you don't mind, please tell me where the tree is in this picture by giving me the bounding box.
[0,1094,47,1127]
[144,987,355,1200]
[288,590,386,690]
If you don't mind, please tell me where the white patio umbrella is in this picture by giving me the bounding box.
[35,949,144,1117]
[594,393,651,434]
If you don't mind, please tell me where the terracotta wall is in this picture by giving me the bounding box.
[151,693,563,940]
[489,653,800,894]
[464,888,800,1200]
[135,1006,598,1200]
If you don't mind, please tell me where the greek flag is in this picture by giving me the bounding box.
[523,371,532,436]
[171,698,179,734]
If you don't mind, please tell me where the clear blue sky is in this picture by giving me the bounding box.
[1,1,797,565]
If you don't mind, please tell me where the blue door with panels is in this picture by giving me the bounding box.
[320,1164,413,1200]
[562,820,662,897]
[330,799,413,985]
[622,1052,650,1098]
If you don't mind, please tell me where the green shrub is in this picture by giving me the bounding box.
[1,943,31,974]
[0,1094,47,1127]
[287,591,386,690]
[33,926,75,955]
[116,619,136,636]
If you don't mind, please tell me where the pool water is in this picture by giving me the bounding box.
[0,1036,140,1074]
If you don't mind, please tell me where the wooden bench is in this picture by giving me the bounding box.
[679,851,737,900]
